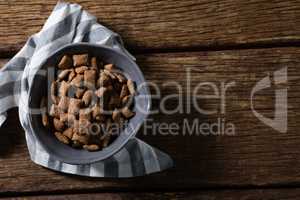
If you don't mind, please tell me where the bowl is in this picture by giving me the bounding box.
[28,43,151,164]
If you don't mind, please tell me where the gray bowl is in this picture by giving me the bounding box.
[28,43,151,164]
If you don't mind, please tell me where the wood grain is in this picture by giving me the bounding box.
[0,0,300,54]
[0,47,300,193]
[4,189,300,200]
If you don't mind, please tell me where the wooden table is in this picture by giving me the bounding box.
[0,0,300,199]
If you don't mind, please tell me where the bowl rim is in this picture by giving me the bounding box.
[28,42,151,164]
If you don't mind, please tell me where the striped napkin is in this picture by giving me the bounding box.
[0,1,173,177]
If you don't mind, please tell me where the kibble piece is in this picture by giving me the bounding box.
[58,55,72,69]
[102,134,111,148]
[59,81,70,96]
[91,57,98,69]
[79,108,92,121]
[51,81,59,104]
[112,81,122,93]
[92,104,105,122]
[72,132,89,145]
[104,64,114,71]
[82,90,93,106]
[55,132,69,144]
[84,70,96,88]
[75,88,85,98]
[58,96,69,112]
[49,104,61,118]
[75,66,88,74]
[122,95,133,107]
[127,79,135,95]
[83,144,100,151]
[112,109,121,122]
[72,118,90,136]
[104,69,116,79]
[53,118,65,131]
[60,113,76,125]
[68,69,76,82]
[95,87,109,109]
[97,72,111,87]
[58,69,71,81]
[109,94,121,109]
[63,128,74,139]
[70,74,83,88]
[116,73,126,83]
[73,54,89,67]
[120,84,129,99]
[42,113,49,127]
[95,87,107,98]
[68,98,82,115]
[121,107,135,119]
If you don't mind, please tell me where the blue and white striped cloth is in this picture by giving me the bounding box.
[0,1,173,177]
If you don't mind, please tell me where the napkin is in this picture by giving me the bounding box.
[0,1,173,177]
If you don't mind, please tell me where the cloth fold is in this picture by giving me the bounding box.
[0,1,173,177]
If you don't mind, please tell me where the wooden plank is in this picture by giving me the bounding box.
[0,0,300,54]
[0,47,299,193]
[3,189,300,200]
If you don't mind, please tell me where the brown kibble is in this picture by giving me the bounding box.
[84,70,96,88]
[104,69,116,79]
[91,57,98,69]
[75,66,88,74]
[79,108,92,121]
[60,113,76,125]
[92,104,105,122]
[82,90,93,106]
[121,107,135,118]
[55,132,70,144]
[59,81,70,96]
[95,87,107,98]
[49,104,61,118]
[116,73,126,83]
[68,69,76,82]
[97,72,111,87]
[109,94,121,109]
[70,74,83,87]
[120,84,129,99]
[95,87,109,109]
[68,98,81,115]
[58,69,71,81]
[72,132,89,144]
[106,85,114,92]
[53,118,65,131]
[63,128,74,139]
[122,95,132,107]
[51,81,59,104]
[112,109,121,122]
[102,134,111,148]
[104,64,114,71]
[112,81,122,93]
[58,55,72,69]
[42,113,49,127]
[58,96,69,112]
[78,118,91,135]
[75,88,85,98]
[83,144,100,151]
[127,79,135,95]
[73,54,89,67]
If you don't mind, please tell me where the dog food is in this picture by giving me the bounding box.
[43,53,136,151]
